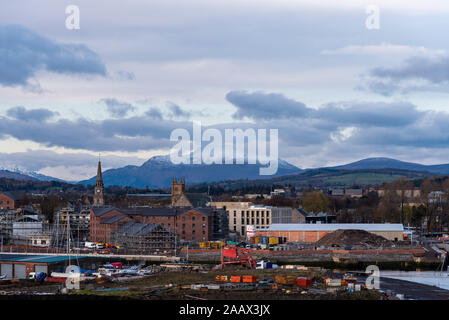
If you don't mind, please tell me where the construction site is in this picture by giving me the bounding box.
[0,205,448,300]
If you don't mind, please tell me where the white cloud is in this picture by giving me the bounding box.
[321,43,445,57]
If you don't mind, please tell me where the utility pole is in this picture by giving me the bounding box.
[67,218,71,266]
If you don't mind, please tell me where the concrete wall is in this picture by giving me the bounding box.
[256,230,403,242]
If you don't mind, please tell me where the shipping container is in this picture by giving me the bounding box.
[274,275,296,285]
[269,237,279,245]
[297,277,312,287]
[242,275,258,283]
[325,278,344,287]
[215,275,228,282]
[230,276,241,283]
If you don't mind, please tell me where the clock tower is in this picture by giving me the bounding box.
[93,160,104,206]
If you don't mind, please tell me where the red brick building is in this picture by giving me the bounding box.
[90,207,132,243]
[0,191,26,210]
[90,206,227,244]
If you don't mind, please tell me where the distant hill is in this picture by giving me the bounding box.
[189,168,435,190]
[0,167,64,182]
[328,157,449,174]
[0,170,38,181]
[79,155,302,188]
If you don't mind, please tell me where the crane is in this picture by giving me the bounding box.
[220,246,256,269]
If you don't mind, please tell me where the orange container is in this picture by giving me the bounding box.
[242,275,258,283]
[215,275,228,282]
[230,276,241,283]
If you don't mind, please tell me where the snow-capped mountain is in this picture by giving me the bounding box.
[0,166,63,182]
[79,154,303,188]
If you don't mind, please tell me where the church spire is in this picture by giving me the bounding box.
[93,159,104,206]
[95,159,104,188]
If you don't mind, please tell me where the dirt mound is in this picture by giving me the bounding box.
[316,229,394,249]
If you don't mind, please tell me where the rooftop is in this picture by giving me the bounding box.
[263,223,404,232]
[0,254,89,264]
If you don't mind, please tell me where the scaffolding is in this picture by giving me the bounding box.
[110,221,177,255]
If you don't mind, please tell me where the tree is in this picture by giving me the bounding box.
[301,191,329,213]
[375,188,401,223]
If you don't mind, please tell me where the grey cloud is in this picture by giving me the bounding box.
[99,98,136,117]
[364,54,449,95]
[371,55,449,84]
[223,90,449,154]
[0,25,106,88]
[167,102,191,118]
[227,91,310,120]
[317,101,421,127]
[0,110,191,152]
[0,94,448,161]
[145,107,163,120]
[7,106,58,122]
[226,91,421,127]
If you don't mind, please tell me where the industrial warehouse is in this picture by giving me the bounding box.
[255,224,405,243]
[0,254,91,280]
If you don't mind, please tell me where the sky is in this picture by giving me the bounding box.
[2,0,449,181]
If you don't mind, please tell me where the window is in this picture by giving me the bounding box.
[192,217,196,221]
[241,218,244,224]
[266,218,270,224]
[234,210,237,217]
[256,211,259,217]
[192,223,195,228]
[202,217,206,221]
[251,211,254,217]
[233,218,236,224]
[256,219,259,225]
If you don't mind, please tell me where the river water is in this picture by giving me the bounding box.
[381,270,449,291]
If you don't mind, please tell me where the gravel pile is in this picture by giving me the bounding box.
[316,229,394,249]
